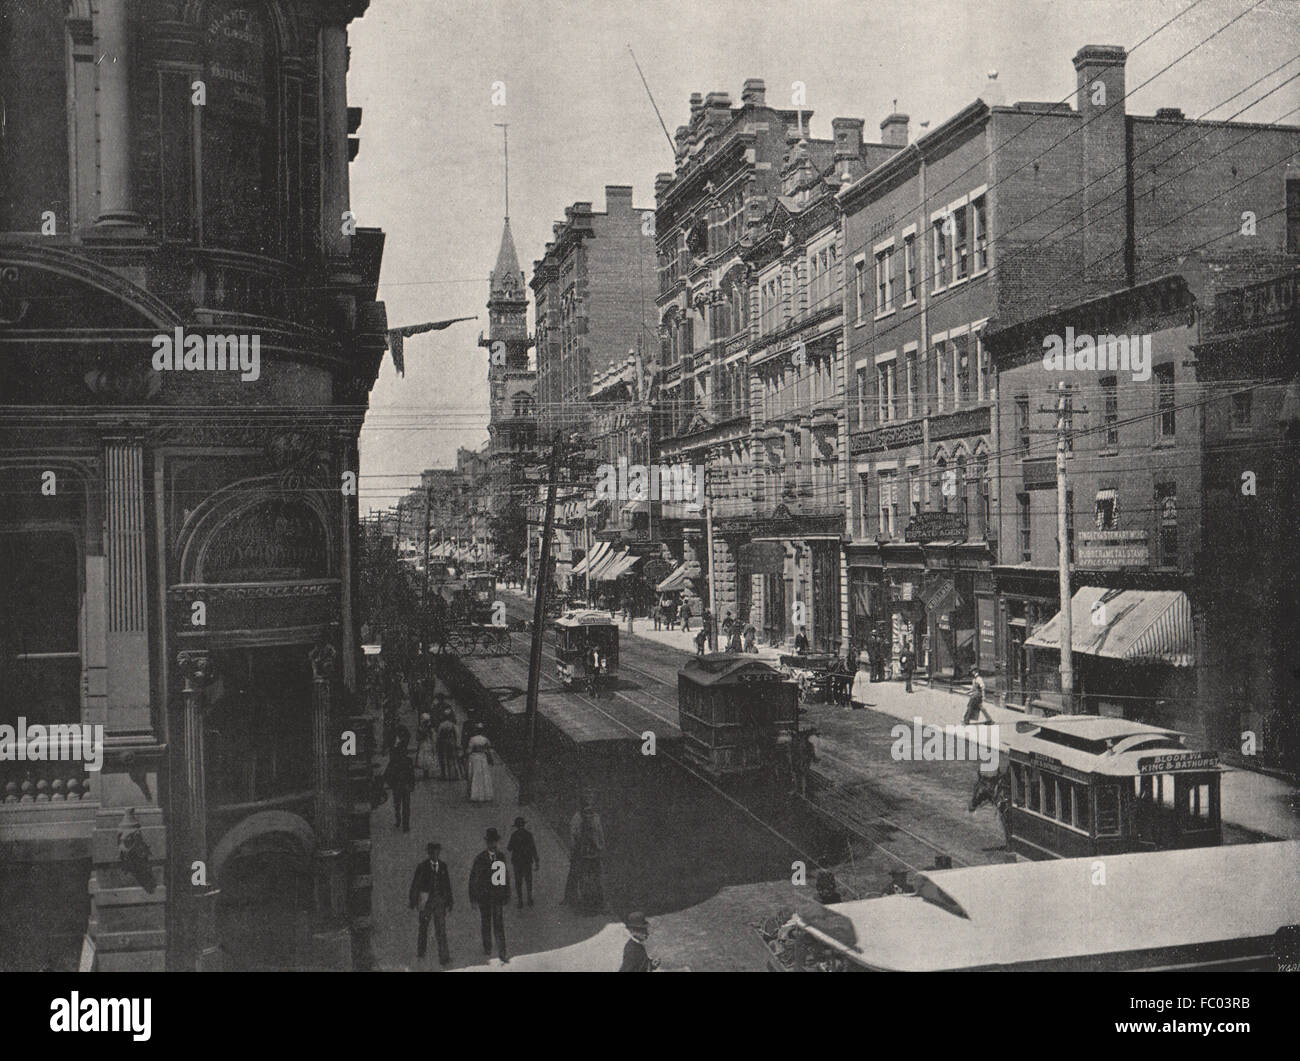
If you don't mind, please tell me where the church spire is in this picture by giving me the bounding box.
[490,218,524,302]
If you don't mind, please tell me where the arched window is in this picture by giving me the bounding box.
[201,2,280,253]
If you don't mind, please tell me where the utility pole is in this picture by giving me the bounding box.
[703,458,717,651]
[1054,381,1074,711]
[421,486,432,668]
[521,436,564,805]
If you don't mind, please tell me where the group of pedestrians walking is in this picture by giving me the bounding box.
[407,817,540,966]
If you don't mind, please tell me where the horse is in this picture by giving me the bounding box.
[969,766,1013,848]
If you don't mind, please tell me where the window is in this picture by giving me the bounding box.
[1012,763,1027,806]
[856,365,871,428]
[877,360,896,422]
[1101,375,1119,447]
[1015,395,1030,456]
[854,260,868,322]
[1073,782,1091,831]
[1155,481,1178,567]
[971,194,988,272]
[878,471,898,537]
[905,350,918,418]
[1096,785,1120,835]
[935,342,949,411]
[932,219,948,289]
[975,334,988,401]
[933,457,948,513]
[903,234,918,303]
[1095,489,1118,531]
[976,458,990,534]
[1041,772,1057,818]
[858,472,874,536]
[875,246,895,314]
[1230,390,1252,430]
[1018,494,1031,561]
[1155,363,1176,438]
[1026,767,1041,812]
[954,336,972,408]
[1058,779,1072,825]
[951,207,969,281]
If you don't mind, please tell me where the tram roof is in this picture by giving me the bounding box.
[554,610,619,628]
[678,654,791,687]
[798,841,1300,971]
[1002,714,1216,777]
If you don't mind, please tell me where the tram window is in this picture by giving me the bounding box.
[1096,785,1120,835]
[1185,780,1213,825]
[1159,774,1176,810]
[1011,763,1026,807]
[1026,768,1040,812]
[1058,780,1072,825]
[1073,782,1091,831]
[1042,773,1056,818]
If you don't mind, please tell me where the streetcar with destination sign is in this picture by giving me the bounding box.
[554,610,620,690]
[678,655,799,779]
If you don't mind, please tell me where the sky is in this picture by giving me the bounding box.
[347,0,1300,513]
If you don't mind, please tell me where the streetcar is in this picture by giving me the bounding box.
[677,655,799,778]
[467,572,496,623]
[554,610,620,689]
[996,715,1223,860]
[763,841,1300,971]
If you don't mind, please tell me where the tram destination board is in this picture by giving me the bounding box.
[1137,751,1221,774]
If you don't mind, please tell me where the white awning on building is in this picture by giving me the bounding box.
[1025,586,1195,666]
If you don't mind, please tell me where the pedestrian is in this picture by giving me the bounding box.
[465,724,496,802]
[384,742,415,832]
[563,795,605,914]
[794,626,809,655]
[589,645,603,698]
[899,641,916,694]
[850,647,872,710]
[962,666,993,725]
[701,605,714,651]
[507,816,540,908]
[619,911,660,972]
[796,728,819,797]
[694,625,708,656]
[680,600,692,632]
[743,622,757,653]
[415,712,436,781]
[468,828,509,963]
[652,601,662,631]
[436,710,460,780]
[409,842,453,965]
[721,610,734,642]
[726,626,743,654]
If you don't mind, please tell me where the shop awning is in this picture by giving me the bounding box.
[1024,586,1195,666]
[573,541,611,578]
[656,560,701,592]
[590,546,629,579]
[599,551,641,582]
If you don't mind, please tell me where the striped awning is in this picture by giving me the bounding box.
[1024,586,1195,667]
[573,541,611,578]
[656,560,701,592]
[587,548,627,582]
[597,551,641,582]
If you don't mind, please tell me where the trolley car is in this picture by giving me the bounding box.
[765,841,1300,971]
[467,572,497,623]
[554,611,620,689]
[998,715,1222,860]
[678,655,798,778]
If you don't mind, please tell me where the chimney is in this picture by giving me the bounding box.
[982,70,1005,108]
[880,111,909,148]
[655,172,673,199]
[832,117,864,160]
[741,78,766,107]
[1073,45,1130,286]
[604,185,634,214]
[689,92,704,123]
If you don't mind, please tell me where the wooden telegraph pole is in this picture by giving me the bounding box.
[521,435,564,805]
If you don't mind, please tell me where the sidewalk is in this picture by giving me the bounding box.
[830,675,1300,840]
[368,677,615,971]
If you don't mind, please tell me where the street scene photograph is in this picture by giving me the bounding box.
[2,0,1300,993]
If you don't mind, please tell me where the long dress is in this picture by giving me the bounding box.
[563,810,605,913]
[850,659,873,708]
[466,734,495,802]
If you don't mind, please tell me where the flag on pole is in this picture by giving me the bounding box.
[385,316,476,376]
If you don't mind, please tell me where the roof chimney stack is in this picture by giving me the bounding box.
[880,110,909,148]
[741,78,766,107]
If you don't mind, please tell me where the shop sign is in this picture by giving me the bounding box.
[1078,530,1149,569]
[1211,269,1300,335]
[905,511,967,542]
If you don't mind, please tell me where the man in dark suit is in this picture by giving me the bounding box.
[507,816,539,908]
[468,827,510,962]
[619,911,659,972]
[409,842,453,965]
[384,742,415,832]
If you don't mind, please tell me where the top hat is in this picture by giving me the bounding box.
[485,827,500,843]
[513,816,526,828]
[625,911,649,932]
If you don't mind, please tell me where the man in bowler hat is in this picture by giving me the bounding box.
[409,842,453,965]
[619,911,659,972]
[468,827,510,962]
[507,816,539,908]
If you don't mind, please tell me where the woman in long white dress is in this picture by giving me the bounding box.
[850,648,872,710]
[465,727,496,803]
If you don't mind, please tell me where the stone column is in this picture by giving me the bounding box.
[94,0,143,229]
[319,22,352,262]
[310,642,351,968]
[177,650,221,970]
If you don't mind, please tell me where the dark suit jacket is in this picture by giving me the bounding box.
[468,848,510,905]
[409,858,453,910]
[619,937,652,972]
[507,828,539,868]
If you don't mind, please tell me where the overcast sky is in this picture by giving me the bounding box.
[348,0,1300,512]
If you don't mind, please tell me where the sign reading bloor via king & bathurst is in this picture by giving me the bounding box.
[1137,750,1220,774]
[1077,529,1149,569]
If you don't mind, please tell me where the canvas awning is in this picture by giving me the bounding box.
[573,541,611,578]
[656,560,701,592]
[588,548,627,582]
[598,551,641,582]
[1024,586,1195,666]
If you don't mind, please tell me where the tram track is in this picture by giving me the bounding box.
[488,597,979,875]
